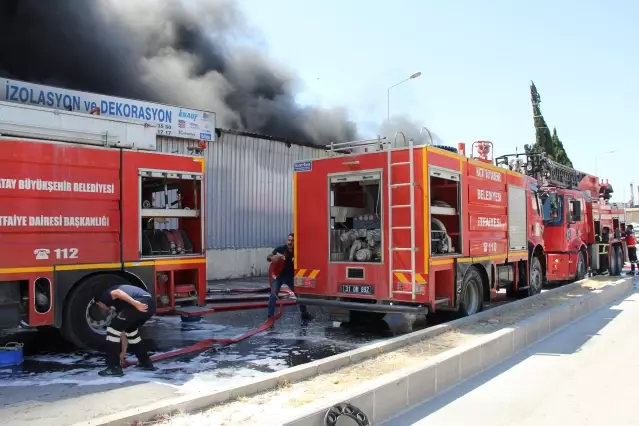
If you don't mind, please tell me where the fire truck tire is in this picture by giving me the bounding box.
[61,273,131,350]
[608,247,620,276]
[528,256,543,295]
[576,250,587,280]
[459,266,484,317]
[614,245,624,276]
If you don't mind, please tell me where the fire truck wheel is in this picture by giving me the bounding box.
[614,246,624,276]
[528,256,543,296]
[61,273,129,350]
[459,266,484,317]
[608,247,620,276]
[576,251,587,280]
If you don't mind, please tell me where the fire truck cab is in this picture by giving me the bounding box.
[495,152,626,282]
[0,101,207,350]
[293,136,538,324]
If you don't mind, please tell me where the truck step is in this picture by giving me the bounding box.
[174,296,198,303]
[391,182,414,188]
[391,204,411,209]
[435,297,450,305]
[391,161,410,166]
[175,284,196,293]
[392,269,414,273]
[392,226,411,230]
[392,247,416,251]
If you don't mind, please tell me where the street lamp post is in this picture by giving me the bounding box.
[387,71,422,122]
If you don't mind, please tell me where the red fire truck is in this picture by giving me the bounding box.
[0,101,207,350]
[495,153,627,281]
[292,136,542,323]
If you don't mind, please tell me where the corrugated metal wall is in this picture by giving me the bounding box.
[156,129,328,249]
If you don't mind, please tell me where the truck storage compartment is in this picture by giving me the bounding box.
[429,167,461,255]
[139,170,203,258]
[329,172,382,263]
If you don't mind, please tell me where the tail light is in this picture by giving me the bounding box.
[295,276,316,288]
[394,282,427,294]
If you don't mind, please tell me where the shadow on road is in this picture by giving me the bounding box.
[382,285,635,425]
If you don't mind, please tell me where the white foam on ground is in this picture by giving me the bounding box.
[0,311,390,392]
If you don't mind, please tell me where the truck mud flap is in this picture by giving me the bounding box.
[295,297,428,314]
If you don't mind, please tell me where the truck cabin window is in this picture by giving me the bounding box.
[541,193,563,225]
[329,173,382,263]
[568,199,582,223]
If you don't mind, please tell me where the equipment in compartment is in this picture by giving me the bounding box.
[431,217,455,255]
[338,213,382,262]
[142,229,194,257]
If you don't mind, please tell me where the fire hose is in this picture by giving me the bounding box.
[122,258,291,368]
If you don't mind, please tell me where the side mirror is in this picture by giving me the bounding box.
[570,200,582,222]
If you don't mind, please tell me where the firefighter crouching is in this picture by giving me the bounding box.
[92,284,157,376]
[626,224,637,276]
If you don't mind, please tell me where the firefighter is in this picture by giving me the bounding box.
[626,224,637,276]
[92,284,157,376]
[267,233,313,322]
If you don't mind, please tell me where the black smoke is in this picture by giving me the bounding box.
[0,0,357,145]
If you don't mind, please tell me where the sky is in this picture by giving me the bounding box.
[235,0,637,203]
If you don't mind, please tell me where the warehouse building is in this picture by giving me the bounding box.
[157,129,328,280]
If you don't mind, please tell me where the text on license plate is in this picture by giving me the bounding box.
[340,284,374,295]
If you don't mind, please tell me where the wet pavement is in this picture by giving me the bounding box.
[0,277,513,425]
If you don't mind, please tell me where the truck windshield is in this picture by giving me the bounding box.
[541,194,563,225]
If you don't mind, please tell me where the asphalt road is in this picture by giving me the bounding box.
[383,282,639,426]
[0,278,513,425]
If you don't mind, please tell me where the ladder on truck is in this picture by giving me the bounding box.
[327,134,420,300]
[387,132,418,300]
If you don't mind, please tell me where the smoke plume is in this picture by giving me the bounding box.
[0,0,357,145]
[379,116,445,147]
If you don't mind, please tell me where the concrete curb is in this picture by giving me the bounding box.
[75,277,626,426]
[280,277,635,426]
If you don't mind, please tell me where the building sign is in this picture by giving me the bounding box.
[2,77,215,142]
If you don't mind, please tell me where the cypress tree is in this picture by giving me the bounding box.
[527,81,555,158]
[551,127,574,167]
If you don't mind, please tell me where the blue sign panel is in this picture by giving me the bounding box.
[294,161,312,172]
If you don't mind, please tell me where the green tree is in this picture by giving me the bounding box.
[551,127,573,167]
[525,81,555,158]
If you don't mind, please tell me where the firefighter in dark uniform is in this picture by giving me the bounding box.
[267,233,313,322]
[626,225,637,275]
[93,284,157,376]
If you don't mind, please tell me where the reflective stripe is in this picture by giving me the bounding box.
[126,329,139,338]
[106,327,122,336]
[128,336,142,344]
[106,335,120,343]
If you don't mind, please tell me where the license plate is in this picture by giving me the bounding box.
[340,284,374,295]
